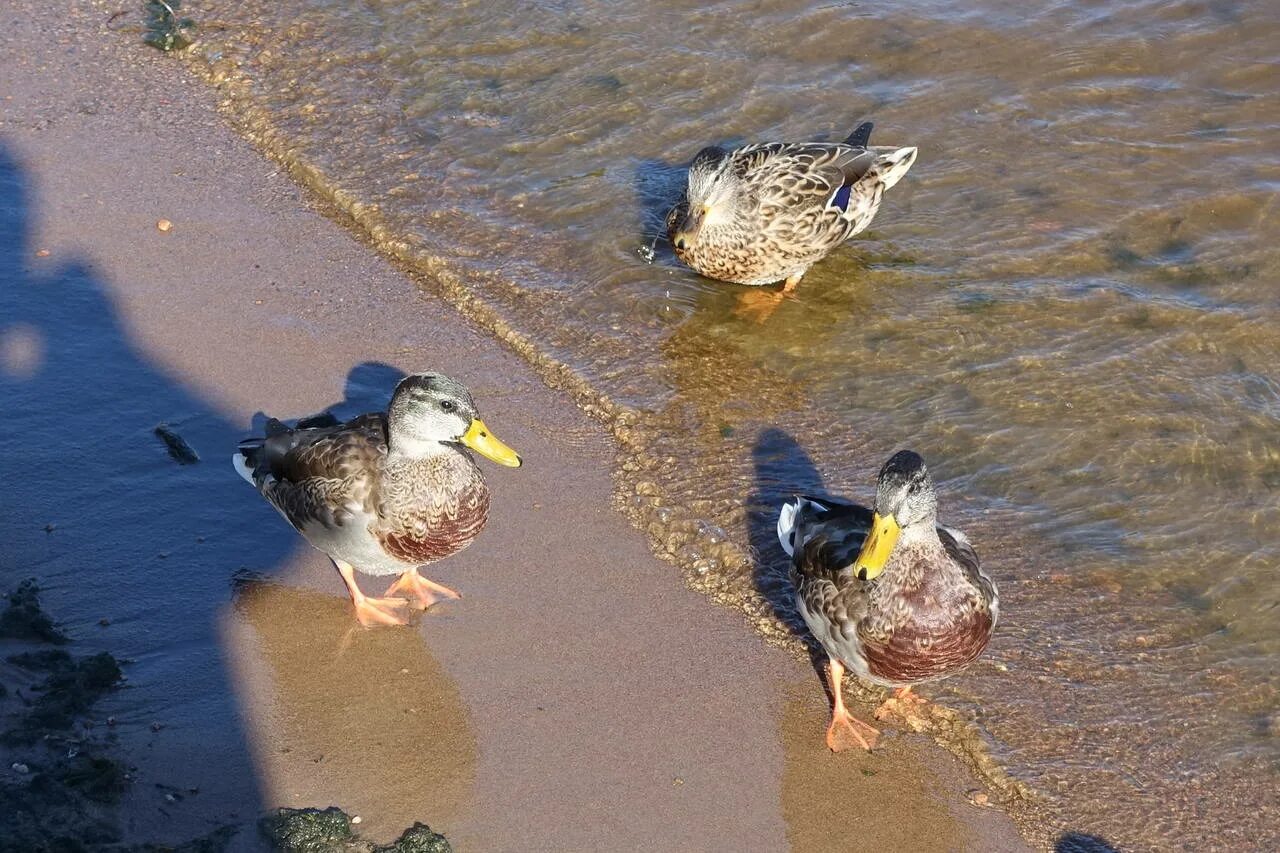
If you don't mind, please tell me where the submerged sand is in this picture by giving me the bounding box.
[1,3,1034,850]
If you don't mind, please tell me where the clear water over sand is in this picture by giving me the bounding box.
[188,0,1279,846]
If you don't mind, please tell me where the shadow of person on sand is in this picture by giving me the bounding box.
[0,142,284,846]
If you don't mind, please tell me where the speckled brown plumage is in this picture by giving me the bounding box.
[234,372,520,627]
[668,122,918,287]
[779,455,997,692]
[239,412,491,576]
[374,456,490,565]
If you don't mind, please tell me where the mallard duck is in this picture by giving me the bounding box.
[667,121,917,292]
[233,372,522,627]
[776,450,998,751]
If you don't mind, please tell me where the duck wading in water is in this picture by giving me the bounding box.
[777,451,998,751]
[668,121,916,318]
[234,372,522,627]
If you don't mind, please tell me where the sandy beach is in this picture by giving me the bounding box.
[0,3,1037,850]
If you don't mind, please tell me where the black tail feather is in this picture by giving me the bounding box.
[844,121,874,148]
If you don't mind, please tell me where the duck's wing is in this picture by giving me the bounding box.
[779,496,876,634]
[234,413,387,532]
[939,523,999,623]
[734,142,878,221]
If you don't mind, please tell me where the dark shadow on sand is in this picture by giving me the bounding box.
[0,142,282,845]
[1056,832,1121,853]
[746,427,841,682]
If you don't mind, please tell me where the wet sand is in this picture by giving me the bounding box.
[2,3,1030,850]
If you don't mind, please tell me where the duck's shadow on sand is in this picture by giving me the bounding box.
[745,427,841,682]
[249,360,408,434]
[1056,832,1121,852]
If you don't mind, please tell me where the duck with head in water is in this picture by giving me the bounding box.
[777,450,998,751]
[234,372,522,627]
[667,121,917,300]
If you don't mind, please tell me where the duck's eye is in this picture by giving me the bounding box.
[440,400,456,412]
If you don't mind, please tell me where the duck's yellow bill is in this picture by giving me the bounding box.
[852,512,901,581]
[461,419,522,468]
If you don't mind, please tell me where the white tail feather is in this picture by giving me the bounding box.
[231,451,256,486]
[777,499,801,557]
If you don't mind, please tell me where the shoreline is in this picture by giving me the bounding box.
[3,3,1035,850]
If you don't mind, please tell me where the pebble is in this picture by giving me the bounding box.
[35,248,50,257]
[11,762,30,774]
[351,815,362,824]
[156,218,173,232]
[967,790,990,807]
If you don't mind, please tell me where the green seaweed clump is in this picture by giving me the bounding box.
[256,809,452,853]
[0,579,68,644]
[374,824,451,853]
[144,0,195,52]
[259,807,355,852]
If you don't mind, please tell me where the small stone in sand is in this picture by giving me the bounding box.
[156,218,173,232]
[967,790,990,807]
[35,248,50,257]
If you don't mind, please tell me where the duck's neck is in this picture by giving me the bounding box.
[896,517,942,552]
[387,433,461,462]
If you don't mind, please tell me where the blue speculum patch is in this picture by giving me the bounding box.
[832,183,852,212]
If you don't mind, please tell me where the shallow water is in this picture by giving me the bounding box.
[187,0,1278,847]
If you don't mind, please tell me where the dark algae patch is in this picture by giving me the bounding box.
[0,582,237,851]
[260,808,452,853]
[0,580,69,644]
[6,651,123,744]
[154,422,201,464]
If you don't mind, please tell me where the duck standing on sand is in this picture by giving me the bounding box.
[667,121,917,294]
[234,372,522,627]
[777,451,998,751]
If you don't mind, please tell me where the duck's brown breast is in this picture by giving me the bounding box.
[374,454,491,565]
[857,551,995,685]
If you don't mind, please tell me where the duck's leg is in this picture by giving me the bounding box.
[383,567,462,611]
[874,685,929,728]
[334,559,409,627]
[824,658,880,752]
[733,272,805,323]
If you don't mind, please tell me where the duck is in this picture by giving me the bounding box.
[667,121,917,294]
[233,372,522,627]
[776,450,998,751]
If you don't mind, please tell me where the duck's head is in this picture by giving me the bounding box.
[852,450,937,580]
[387,373,522,467]
[669,146,739,252]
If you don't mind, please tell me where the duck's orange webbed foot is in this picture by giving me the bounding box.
[826,705,880,752]
[874,686,929,729]
[352,595,410,628]
[334,559,410,628]
[824,657,880,752]
[384,568,462,611]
